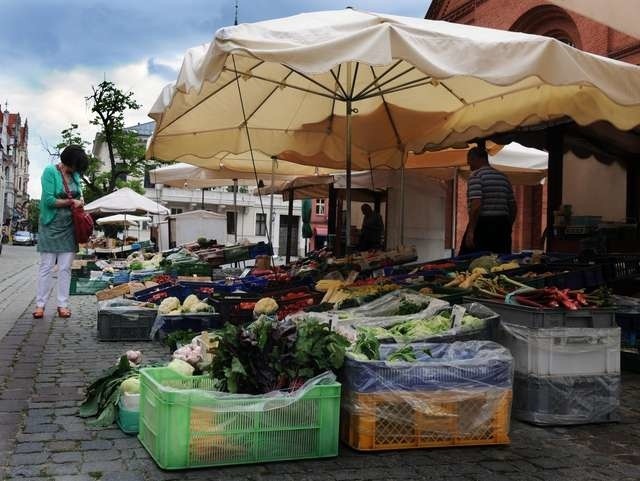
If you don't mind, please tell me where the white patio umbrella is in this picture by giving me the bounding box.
[96,214,151,227]
[84,187,170,215]
[147,9,640,250]
[96,214,152,244]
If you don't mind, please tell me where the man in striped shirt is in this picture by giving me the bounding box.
[461,147,517,254]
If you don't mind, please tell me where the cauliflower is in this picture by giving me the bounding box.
[168,308,182,315]
[167,359,195,376]
[254,297,279,316]
[120,377,140,394]
[158,297,181,314]
[173,344,203,366]
[182,294,200,313]
[193,301,213,313]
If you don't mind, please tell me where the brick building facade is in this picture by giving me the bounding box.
[427,0,640,252]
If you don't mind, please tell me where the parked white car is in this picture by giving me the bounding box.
[13,231,35,246]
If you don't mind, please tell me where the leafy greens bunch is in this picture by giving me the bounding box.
[209,316,349,394]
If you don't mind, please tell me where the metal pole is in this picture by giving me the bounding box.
[345,62,353,254]
[201,188,205,210]
[452,168,458,257]
[400,149,406,246]
[269,156,276,241]
[286,188,294,264]
[233,179,238,244]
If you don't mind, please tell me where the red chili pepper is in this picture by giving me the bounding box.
[515,296,547,309]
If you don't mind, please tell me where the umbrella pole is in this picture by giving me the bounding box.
[269,156,276,242]
[201,188,205,210]
[345,63,353,255]
[400,149,406,246]
[233,179,238,244]
[452,168,458,257]
[286,188,294,264]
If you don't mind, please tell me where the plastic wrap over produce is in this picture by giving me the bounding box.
[342,341,513,392]
[338,289,449,319]
[340,341,513,450]
[342,302,499,344]
[499,322,620,376]
[98,298,157,318]
[143,368,337,412]
[512,373,620,425]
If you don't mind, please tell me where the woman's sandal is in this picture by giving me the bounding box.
[57,307,71,318]
[32,307,45,319]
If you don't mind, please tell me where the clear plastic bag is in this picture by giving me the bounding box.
[340,340,513,450]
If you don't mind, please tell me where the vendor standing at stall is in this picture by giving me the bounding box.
[358,204,384,251]
[460,147,516,255]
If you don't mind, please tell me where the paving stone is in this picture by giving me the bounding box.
[81,460,131,473]
[13,441,45,453]
[101,472,147,481]
[52,451,83,463]
[10,451,50,465]
[47,440,78,451]
[47,462,82,475]
[81,439,114,450]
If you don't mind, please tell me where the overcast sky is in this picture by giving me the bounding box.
[1,0,431,199]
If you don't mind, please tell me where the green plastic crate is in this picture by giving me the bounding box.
[169,263,212,277]
[70,277,110,295]
[138,367,341,470]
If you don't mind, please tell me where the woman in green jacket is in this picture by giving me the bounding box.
[33,146,88,319]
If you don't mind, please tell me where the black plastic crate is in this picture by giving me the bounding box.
[616,311,640,348]
[464,297,617,328]
[97,308,157,341]
[594,255,640,282]
[513,373,620,426]
[155,313,224,338]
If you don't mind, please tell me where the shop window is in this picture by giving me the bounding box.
[227,211,236,235]
[315,199,326,215]
[255,213,267,236]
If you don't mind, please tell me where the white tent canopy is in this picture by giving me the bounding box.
[96,214,152,226]
[84,187,170,215]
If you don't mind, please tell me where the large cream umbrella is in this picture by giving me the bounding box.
[147,9,640,250]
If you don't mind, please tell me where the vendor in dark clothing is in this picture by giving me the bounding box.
[358,204,384,251]
[460,147,516,255]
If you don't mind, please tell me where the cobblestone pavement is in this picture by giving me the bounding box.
[0,270,640,480]
[0,245,40,340]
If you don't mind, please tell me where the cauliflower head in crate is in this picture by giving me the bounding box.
[158,297,181,315]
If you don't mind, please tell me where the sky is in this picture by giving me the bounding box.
[1,0,431,199]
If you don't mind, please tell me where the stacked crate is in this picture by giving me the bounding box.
[340,341,513,451]
[496,303,620,425]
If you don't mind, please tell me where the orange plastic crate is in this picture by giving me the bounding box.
[340,388,511,451]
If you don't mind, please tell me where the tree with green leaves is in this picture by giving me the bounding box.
[27,199,40,233]
[86,80,148,192]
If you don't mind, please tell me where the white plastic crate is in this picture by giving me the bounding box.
[499,323,620,376]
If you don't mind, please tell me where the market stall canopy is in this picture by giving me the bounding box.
[84,188,170,215]
[149,159,333,188]
[147,8,640,170]
[549,0,640,39]
[262,143,548,198]
[96,214,152,226]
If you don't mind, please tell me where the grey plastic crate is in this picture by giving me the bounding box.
[97,308,157,341]
[463,297,616,328]
[512,373,620,426]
